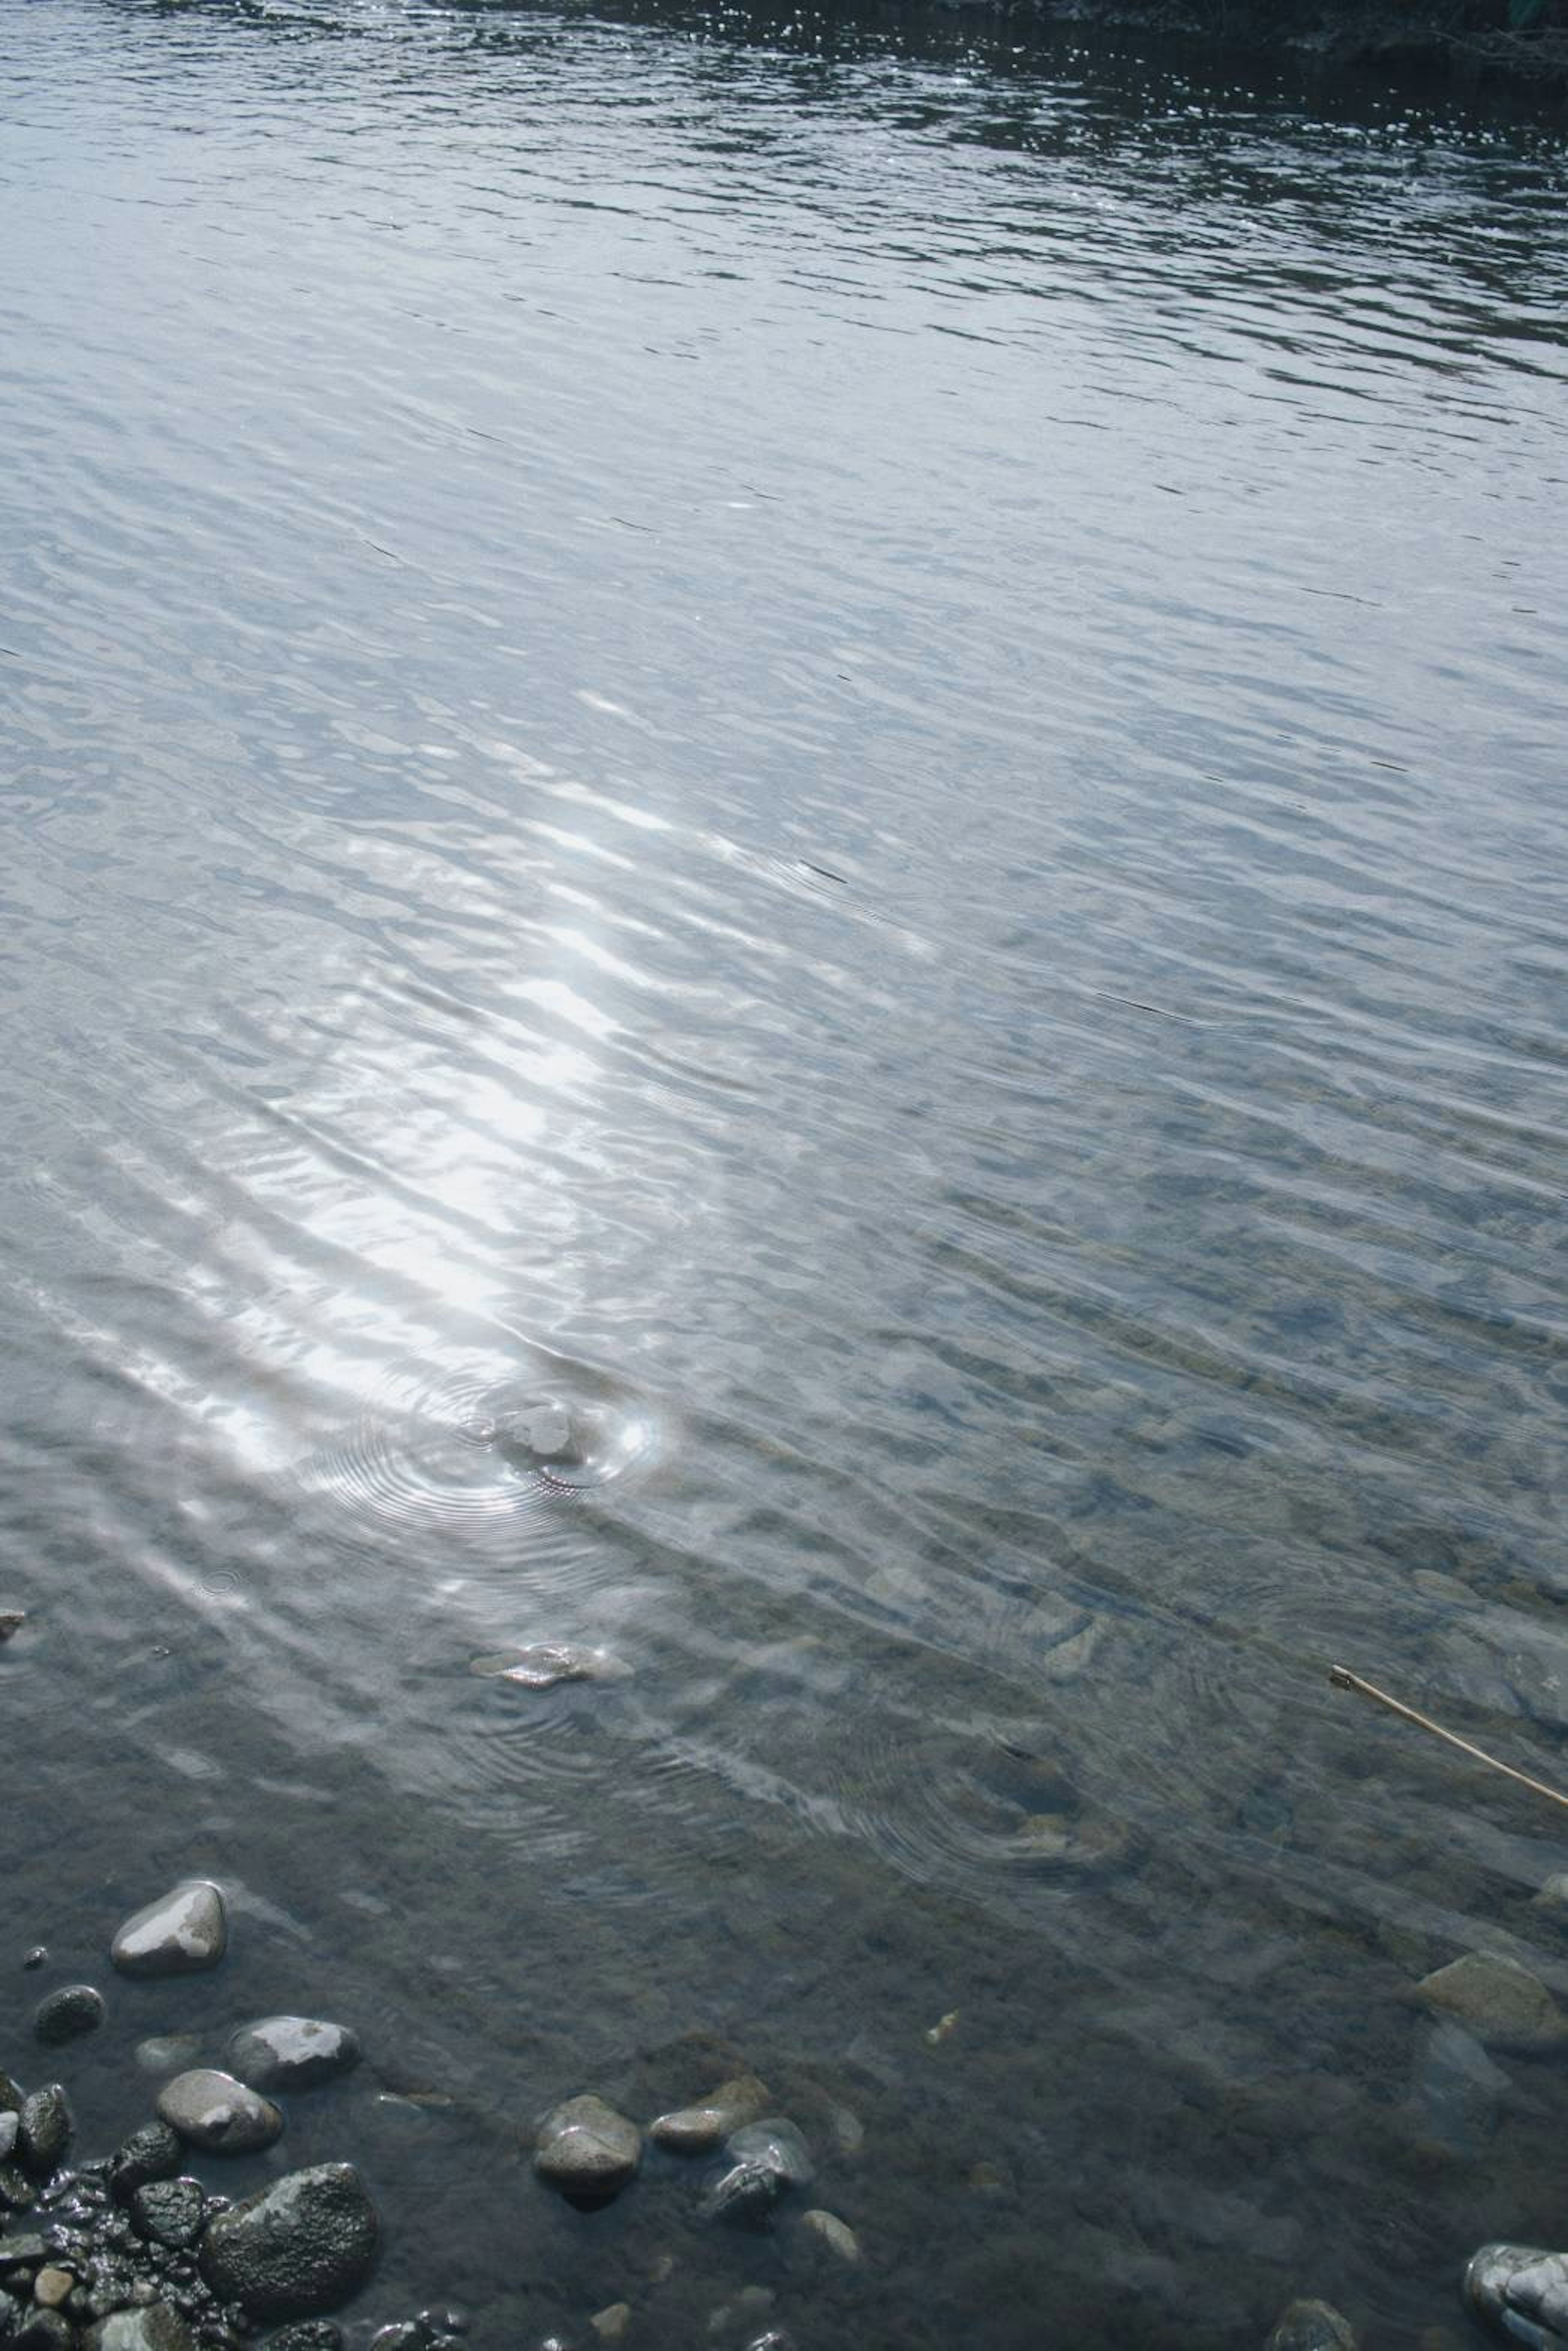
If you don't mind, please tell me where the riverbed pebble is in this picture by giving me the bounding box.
[534,2098,641,2204]
[1264,2299,1359,2349]
[265,2325,344,2351]
[109,2125,184,2203]
[650,2077,769,2155]
[0,2115,18,2162]
[0,1612,26,1643]
[129,2180,208,2252]
[702,2121,813,2227]
[799,2210,859,2264]
[84,2306,196,2351]
[226,2019,360,2095]
[111,1887,227,1981]
[19,2088,73,2179]
[199,2162,379,2318]
[1465,2243,1568,2343]
[1413,1953,1568,2052]
[588,2306,629,2345]
[32,2269,75,2309]
[156,2073,282,2156]
[33,1988,107,2049]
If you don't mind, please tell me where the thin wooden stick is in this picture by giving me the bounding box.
[1329,1664,1568,1816]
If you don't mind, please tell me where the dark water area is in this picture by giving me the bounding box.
[2,0,1567,2343]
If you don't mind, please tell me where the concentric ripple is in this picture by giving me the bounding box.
[289,1359,661,1581]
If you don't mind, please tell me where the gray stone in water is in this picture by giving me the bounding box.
[264,2328,344,2351]
[702,2120,813,2229]
[535,2098,641,2204]
[84,2306,196,2351]
[0,2115,16,2162]
[1413,1953,1568,2053]
[226,2018,361,2094]
[18,2086,72,2178]
[0,2162,36,2211]
[33,1985,107,2047]
[468,1646,628,1691]
[156,2070,283,2155]
[1264,2300,1359,2351]
[0,1612,25,1643]
[134,2036,204,2077]
[1466,2244,1568,2348]
[650,2076,770,2155]
[111,1883,227,1980]
[1533,1875,1568,1925]
[200,2163,379,2318]
[13,2314,74,2351]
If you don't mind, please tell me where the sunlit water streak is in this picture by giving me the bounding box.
[2,0,1567,2344]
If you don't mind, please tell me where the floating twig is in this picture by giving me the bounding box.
[1329,1664,1568,1816]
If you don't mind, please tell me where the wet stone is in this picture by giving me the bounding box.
[799,2210,859,2264]
[0,2163,38,2210]
[12,2315,74,2351]
[366,2328,422,2351]
[261,2326,342,2351]
[650,2078,769,2157]
[32,2275,74,2311]
[225,2023,359,2097]
[1413,1953,1568,2053]
[22,1954,46,1974]
[33,1989,107,2049]
[533,2099,641,2206]
[1265,2300,1359,2350]
[0,2118,17,2163]
[156,2075,282,2157]
[199,2163,379,2319]
[0,1613,24,1644]
[19,2088,71,2179]
[112,1886,227,1982]
[468,1646,627,1691]
[131,2183,208,2253]
[110,2127,185,2204]
[1466,2244,1568,2344]
[85,2307,198,2351]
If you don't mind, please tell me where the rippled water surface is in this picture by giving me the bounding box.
[3,0,1567,2341]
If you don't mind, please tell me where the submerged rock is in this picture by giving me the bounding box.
[1413,1954,1568,2053]
[799,2209,859,2264]
[1264,2300,1359,2350]
[534,2098,641,2205]
[650,2077,770,2156]
[84,2306,197,2351]
[227,2018,361,2094]
[1465,2244,1568,2346]
[33,1986,107,2048]
[200,2163,379,2318]
[157,2070,282,2155]
[111,1884,227,1980]
[0,1612,26,1643]
[0,2114,16,2162]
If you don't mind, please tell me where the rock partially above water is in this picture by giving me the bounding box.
[1264,2299,1359,2350]
[1465,2244,1568,2345]
[18,2085,72,2177]
[468,1646,629,1691]
[85,2304,197,2351]
[156,2070,283,2155]
[109,2122,185,2202]
[1413,1954,1568,2052]
[33,1985,107,2047]
[0,1611,26,1643]
[535,2098,641,2204]
[227,2018,361,2094]
[200,2163,379,2318]
[130,2177,209,2251]
[111,1884,227,1980]
[651,2077,770,2155]
[701,2121,813,2229]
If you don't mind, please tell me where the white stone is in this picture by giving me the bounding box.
[112,1883,227,1979]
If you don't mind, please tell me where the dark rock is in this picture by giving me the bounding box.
[1466,2244,1568,2343]
[33,1991,107,2050]
[702,2119,813,2230]
[12,2313,73,2351]
[0,2166,38,2212]
[0,2081,24,2120]
[225,2024,359,2097]
[416,2316,466,2339]
[85,2308,196,2351]
[109,2129,184,2205]
[0,1614,24,1644]
[533,2099,641,2207]
[155,2077,281,2157]
[22,1955,47,1974]
[0,2119,16,2164]
[130,2184,207,2254]
[199,2165,378,2319]
[366,2329,422,2351]
[262,2327,341,2351]
[111,1888,227,1982]
[19,2089,73,2180]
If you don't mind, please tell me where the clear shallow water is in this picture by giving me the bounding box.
[2,1,1566,2342]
